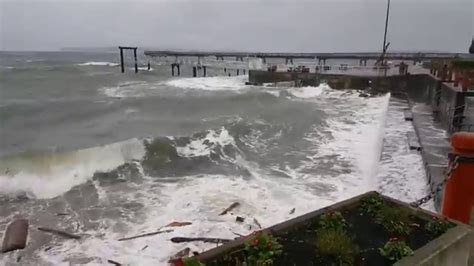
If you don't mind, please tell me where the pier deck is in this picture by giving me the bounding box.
[144,51,474,61]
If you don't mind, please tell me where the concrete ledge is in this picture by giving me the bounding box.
[396,226,473,266]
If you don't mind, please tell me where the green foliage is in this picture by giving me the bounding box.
[451,59,474,69]
[375,205,412,236]
[360,195,384,216]
[425,216,453,235]
[317,211,347,232]
[379,238,414,262]
[245,232,283,265]
[183,257,205,266]
[315,229,358,265]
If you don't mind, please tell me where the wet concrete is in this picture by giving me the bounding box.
[409,103,450,211]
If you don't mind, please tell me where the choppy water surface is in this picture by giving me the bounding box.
[0,51,428,265]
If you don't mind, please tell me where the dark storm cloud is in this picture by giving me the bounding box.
[0,0,473,52]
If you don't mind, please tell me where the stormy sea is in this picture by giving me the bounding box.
[0,51,430,265]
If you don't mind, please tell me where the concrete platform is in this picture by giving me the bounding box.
[409,103,451,211]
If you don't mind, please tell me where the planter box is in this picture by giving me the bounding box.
[192,191,473,265]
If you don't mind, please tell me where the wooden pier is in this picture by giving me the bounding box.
[144,51,473,62]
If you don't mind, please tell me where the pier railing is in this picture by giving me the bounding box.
[430,60,474,91]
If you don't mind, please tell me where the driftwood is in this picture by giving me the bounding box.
[37,227,81,240]
[219,202,240,215]
[170,237,231,244]
[165,221,192,227]
[289,208,296,214]
[107,259,122,265]
[253,218,262,229]
[2,219,29,253]
[231,231,244,237]
[118,229,173,241]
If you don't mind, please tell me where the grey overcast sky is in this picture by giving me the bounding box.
[0,0,473,52]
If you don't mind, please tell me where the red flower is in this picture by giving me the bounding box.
[253,239,260,246]
[267,242,273,249]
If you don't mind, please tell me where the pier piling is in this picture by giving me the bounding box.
[133,49,138,73]
[118,46,138,74]
[120,48,124,73]
[203,66,207,77]
[193,66,197,77]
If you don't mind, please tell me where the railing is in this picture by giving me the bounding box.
[430,60,474,91]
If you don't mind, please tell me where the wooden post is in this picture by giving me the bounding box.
[243,69,246,75]
[133,48,138,73]
[119,47,125,73]
[193,66,197,77]
[177,64,181,76]
[147,61,151,71]
[203,66,207,77]
[237,69,239,75]
[224,68,227,73]
[171,64,175,76]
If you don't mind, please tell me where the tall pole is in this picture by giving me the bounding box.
[382,0,391,57]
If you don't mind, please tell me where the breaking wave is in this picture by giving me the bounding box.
[0,139,145,199]
[166,76,248,91]
[77,61,119,67]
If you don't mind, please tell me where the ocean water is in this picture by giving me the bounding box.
[0,51,430,265]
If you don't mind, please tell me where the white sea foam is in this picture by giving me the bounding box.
[0,139,145,199]
[176,128,235,158]
[301,91,390,196]
[377,100,433,210]
[287,84,330,98]
[100,81,154,98]
[78,62,119,67]
[166,76,248,91]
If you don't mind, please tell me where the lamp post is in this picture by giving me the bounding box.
[381,0,391,65]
